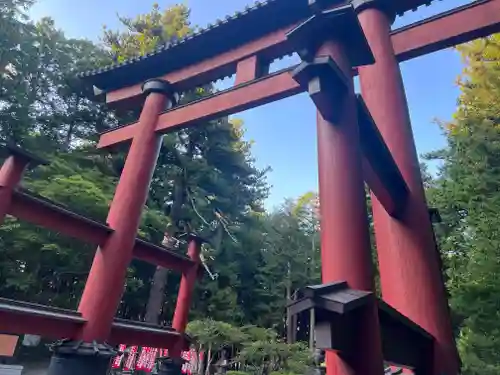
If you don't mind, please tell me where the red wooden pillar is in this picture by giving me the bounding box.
[0,146,46,222]
[315,38,384,375]
[171,236,202,355]
[0,157,28,220]
[355,3,459,374]
[172,237,202,333]
[78,79,176,341]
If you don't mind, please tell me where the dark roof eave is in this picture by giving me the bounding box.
[79,0,435,92]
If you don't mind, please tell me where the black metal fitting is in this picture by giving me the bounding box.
[350,0,396,23]
[142,79,179,108]
[286,4,374,68]
[157,357,184,375]
[46,340,117,375]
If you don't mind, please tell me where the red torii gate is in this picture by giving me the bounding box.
[0,0,499,374]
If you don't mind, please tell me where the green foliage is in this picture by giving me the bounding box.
[187,319,249,351]
[237,340,312,375]
[102,3,191,62]
[424,34,500,374]
[187,320,312,375]
[226,372,251,375]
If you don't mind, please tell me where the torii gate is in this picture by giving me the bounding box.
[0,0,499,374]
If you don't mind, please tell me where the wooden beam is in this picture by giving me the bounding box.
[393,0,500,62]
[98,69,302,148]
[356,96,409,218]
[106,26,293,107]
[98,0,500,149]
[378,300,434,373]
[104,0,500,108]
[9,189,113,244]
[0,298,188,349]
[109,320,187,349]
[235,55,268,85]
[8,189,195,273]
[133,239,195,273]
[0,298,86,340]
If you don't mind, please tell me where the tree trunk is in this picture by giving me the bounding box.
[205,344,212,375]
[309,307,315,350]
[286,262,294,344]
[144,266,169,324]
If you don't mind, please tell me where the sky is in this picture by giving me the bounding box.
[30,0,471,209]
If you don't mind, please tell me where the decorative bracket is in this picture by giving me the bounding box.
[286,4,374,67]
[308,0,396,23]
[291,56,350,123]
[288,281,374,352]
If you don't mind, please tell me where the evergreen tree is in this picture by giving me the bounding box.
[425,34,500,375]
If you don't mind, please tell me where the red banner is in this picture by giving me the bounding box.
[112,345,203,374]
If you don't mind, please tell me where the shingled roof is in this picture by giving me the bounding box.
[78,0,436,92]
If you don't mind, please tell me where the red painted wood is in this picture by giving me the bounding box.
[99,0,500,149]
[100,78,404,222]
[8,191,111,244]
[98,71,302,149]
[7,191,194,273]
[235,56,262,85]
[104,0,500,109]
[0,156,29,222]
[315,40,384,375]
[357,8,459,375]
[106,27,292,107]
[0,310,84,340]
[170,238,202,357]
[78,90,169,342]
[392,0,500,62]
[172,238,202,333]
[133,240,195,273]
[0,308,185,350]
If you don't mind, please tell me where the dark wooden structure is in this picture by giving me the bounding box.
[1,0,500,374]
[288,282,433,374]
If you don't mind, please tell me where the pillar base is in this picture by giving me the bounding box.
[47,340,116,375]
[157,357,184,375]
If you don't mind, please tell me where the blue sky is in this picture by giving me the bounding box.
[30,0,470,209]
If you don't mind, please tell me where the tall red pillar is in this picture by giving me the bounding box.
[78,79,175,341]
[315,39,384,375]
[172,236,202,334]
[355,3,459,374]
[170,236,202,358]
